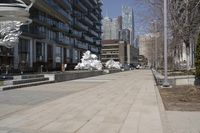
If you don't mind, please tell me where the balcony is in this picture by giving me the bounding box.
[57,7,72,22]
[74,41,88,50]
[84,0,93,9]
[74,0,88,13]
[57,37,71,45]
[73,30,82,38]
[90,46,99,53]
[95,21,102,26]
[44,0,72,23]
[90,30,98,37]
[31,30,46,39]
[58,22,70,33]
[84,35,94,43]
[95,25,101,31]
[81,16,93,26]
[95,40,101,46]
[90,12,98,21]
[97,0,103,6]
[55,0,72,11]
[74,11,82,19]
[21,25,44,39]
[89,0,97,5]
[74,19,88,31]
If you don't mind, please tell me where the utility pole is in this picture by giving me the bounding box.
[163,0,170,87]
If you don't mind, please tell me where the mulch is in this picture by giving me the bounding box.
[159,85,200,111]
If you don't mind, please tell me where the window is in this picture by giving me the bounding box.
[18,39,30,63]
[56,47,61,63]
[36,42,44,62]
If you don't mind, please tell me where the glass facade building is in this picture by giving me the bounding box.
[102,16,121,40]
[0,0,102,72]
[122,5,134,45]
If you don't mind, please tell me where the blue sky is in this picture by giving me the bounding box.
[102,0,150,35]
[102,0,134,18]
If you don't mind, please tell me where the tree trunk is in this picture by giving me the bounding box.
[184,40,191,70]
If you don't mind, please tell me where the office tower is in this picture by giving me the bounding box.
[122,5,134,45]
[119,29,131,44]
[102,17,112,40]
[102,16,122,40]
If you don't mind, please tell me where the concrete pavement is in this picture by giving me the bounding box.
[0,70,198,133]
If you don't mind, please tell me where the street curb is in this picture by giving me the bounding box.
[153,80,175,133]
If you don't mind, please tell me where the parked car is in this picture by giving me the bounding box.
[129,64,136,70]
[136,65,141,69]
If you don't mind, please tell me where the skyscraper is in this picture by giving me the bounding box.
[122,5,134,46]
[119,29,131,44]
[102,17,112,40]
[102,16,122,40]
[111,18,120,40]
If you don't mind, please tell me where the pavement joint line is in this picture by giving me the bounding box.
[0,74,122,121]
[0,82,105,121]
[117,83,141,133]
[0,70,167,133]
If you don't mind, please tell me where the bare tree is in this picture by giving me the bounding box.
[136,0,200,70]
[169,0,200,70]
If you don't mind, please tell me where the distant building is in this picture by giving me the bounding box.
[127,44,139,65]
[102,17,112,40]
[122,5,135,46]
[119,29,131,44]
[118,29,139,65]
[101,40,127,65]
[101,6,138,66]
[118,16,122,30]
[139,34,155,67]
[111,17,120,40]
[102,16,122,40]
[101,40,138,66]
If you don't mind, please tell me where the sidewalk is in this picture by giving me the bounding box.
[0,70,163,133]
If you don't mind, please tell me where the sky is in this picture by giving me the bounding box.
[102,0,151,35]
[102,0,134,18]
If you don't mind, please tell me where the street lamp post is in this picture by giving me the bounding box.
[163,0,170,87]
[154,21,158,70]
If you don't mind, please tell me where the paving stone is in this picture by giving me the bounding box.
[0,70,165,133]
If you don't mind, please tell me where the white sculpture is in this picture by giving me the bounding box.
[0,0,35,48]
[75,51,102,70]
[105,59,121,69]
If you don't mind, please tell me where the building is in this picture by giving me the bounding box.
[122,5,134,46]
[101,6,138,66]
[0,0,103,72]
[118,16,122,30]
[119,29,139,66]
[127,44,139,65]
[102,17,112,40]
[139,33,155,66]
[101,40,127,65]
[111,17,120,40]
[119,29,131,44]
[102,16,122,40]
[101,39,138,66]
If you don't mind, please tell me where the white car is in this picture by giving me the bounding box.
[136,65,140,69]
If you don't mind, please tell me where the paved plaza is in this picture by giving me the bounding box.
[0,70,199,133]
